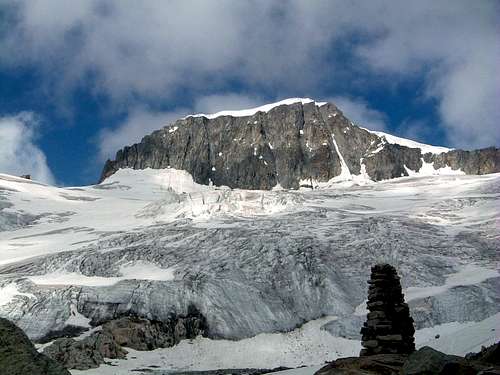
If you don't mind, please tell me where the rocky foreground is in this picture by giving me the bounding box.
[314,264,500,375]
[0,318,69,375]
[1,298,499,375]
[315,344,500,375]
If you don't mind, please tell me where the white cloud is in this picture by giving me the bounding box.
[97,108,189,162]
[1,0,498,149]
[193,94,262,115]
[353,0,500,149]
[329,97,387,131]
[0,113,55,184]
[98,94,261,161]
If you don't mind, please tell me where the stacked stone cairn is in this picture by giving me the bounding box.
[360,263,415,356]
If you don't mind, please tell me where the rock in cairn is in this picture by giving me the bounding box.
[360,263,415,356]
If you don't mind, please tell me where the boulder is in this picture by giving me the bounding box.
[401,346,499,375]
[42,331,126,370]
[42,310,206,370]
[0,318,70,375]
[314,354,408,375]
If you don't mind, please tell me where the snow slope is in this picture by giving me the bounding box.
[367,130,451,154]
[187,98,327,119]
[0,169,499,373]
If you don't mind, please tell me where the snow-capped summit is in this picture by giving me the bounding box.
[101,99,499,188]
[186,98,327,119]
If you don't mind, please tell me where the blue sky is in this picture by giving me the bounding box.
[0,1,498,186]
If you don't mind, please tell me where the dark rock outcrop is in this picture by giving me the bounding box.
[43,310,207,370]
[466,342,500,365]
[360,264,415,356]
[99,101,500,189]
[315,354,408,375]
[315,346,500,375]
[425,147,500,175]
[402,346,499,375]
[101,313,206,350]
[42,331,127,370]
[0,317,70,375]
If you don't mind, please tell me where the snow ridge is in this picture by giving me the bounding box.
[368,130,451,155]
[187,98,327,120]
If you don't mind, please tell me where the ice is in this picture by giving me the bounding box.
[364,130,451,154]
[28,262,175,286]
[405,264,499,301]
[330,133,352,181]
[1,169,499,373]
[0,283,35,306]
[66,304,91,328]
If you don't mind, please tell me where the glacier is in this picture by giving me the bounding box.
[0,168,499,373]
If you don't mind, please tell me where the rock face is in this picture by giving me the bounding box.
[401,346,500,375]
[100,100,500,188]
[43,312,206,370]
[360,264,415,356]
[466,342,500,365]
[42,331,127,370]
[0,318,70,375]
[101,312,206,350]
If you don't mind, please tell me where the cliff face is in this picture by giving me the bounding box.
[100,101,500,189]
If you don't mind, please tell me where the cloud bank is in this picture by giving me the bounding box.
[98,94,262,161]
[329,97,387,132]
[1,0,498,149]
[0,113,55,184]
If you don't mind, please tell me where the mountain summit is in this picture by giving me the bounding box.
[100,98,499,188]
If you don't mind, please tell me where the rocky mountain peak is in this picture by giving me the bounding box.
[100,99,500,189]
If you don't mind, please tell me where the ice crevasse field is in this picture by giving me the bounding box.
[0,167,498,374]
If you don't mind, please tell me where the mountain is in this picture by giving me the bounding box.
[0,99,499,373]
[100,98,500,189]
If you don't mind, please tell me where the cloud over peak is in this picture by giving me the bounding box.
[0,113,55,184]
[1,0,498,150]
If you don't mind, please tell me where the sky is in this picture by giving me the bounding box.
[0,0,498,186]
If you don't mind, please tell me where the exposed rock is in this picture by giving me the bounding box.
[100,310,206,350]
[42,331,127,370]
[0,317,70,375]
[315,345,500,375]
[42,310,206,370]
[465,342,500,365]
[360,264,415,356]
[401,346,499,375]
[100,101,500,188]
[314,354,408,375]
[425,147,500,175]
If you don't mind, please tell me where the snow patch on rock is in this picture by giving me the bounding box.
[187,98,327,120]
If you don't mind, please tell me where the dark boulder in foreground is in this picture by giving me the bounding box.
[315,345,500,375]
[466,342,500,365]
[0,318,70,375]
